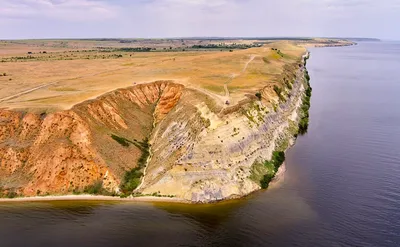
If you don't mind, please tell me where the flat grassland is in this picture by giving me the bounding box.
[0,38,345,111]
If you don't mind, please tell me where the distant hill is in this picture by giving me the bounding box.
[338,38,381,42]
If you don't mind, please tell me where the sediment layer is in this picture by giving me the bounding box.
[0,53,310,202]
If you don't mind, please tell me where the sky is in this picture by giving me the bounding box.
[1,0,399,40]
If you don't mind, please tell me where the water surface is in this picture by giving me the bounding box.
[1,41,400,247]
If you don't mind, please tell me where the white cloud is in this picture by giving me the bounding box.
[0,0,399,39]
[0,0,119,21]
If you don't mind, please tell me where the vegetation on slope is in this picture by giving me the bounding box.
[0,187,19,199]
[250,151,286,189]
[111,134,150,195]
[82,180,115,196]
[273,85,285,101]
[250,55,311,190]
[298,67,312,135]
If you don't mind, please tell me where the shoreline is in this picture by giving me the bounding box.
[0,161,289,204]
[269,161,286,189]
[0,194,188,204]
[0,163,288,205]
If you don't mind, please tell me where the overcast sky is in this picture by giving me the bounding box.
[1,0,399,40]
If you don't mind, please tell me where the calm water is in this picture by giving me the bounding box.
[1,42,400,247]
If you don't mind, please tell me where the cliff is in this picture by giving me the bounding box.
[0,82,183,196]
[0,54,310,202]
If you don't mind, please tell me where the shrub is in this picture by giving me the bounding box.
[305,87,312,97]
[271,151,285,172]
[273,85,281,95]
[298,118,309,134]
[273,85,284,101]
[84,180,104,195]
[259,151,286,189]
[7,191,18,199]
[255,92,262,100]
[111,135,130,147]
[121,167,143,193]
[261,174,274,189]
[285,80,293,90]
[305,70,310,81]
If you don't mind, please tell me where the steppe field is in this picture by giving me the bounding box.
[0,38,349,111]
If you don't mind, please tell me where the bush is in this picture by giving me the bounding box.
[111,134,130,147]
[305,70,310,82]
[259,151,286,189]
[121,167,143,193]
[7,191,18,199]
[305,87,312,97]
[261,174,274,189]
[298,118,309,134]
[271,151,285,172]
[273,85,284,101]
[255,92,262,100]
[297,68,312,135]
[110,135,150,195]
[285,80,293,90]
[84,180,104,195]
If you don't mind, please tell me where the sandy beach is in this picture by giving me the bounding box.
[0,194,188,203]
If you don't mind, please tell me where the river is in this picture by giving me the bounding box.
[1,41,399,247]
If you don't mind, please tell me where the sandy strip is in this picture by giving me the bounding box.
[0,194,188,203]
[269,162,287,189]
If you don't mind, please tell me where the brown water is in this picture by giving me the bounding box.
[1,41,400,247]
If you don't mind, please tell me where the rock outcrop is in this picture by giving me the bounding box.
[0,81,183,196]
[0,55,309,202]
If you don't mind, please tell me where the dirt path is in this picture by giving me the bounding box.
[223,55,257,104]
[0,67,131,105]
[0,82,58,103]
[242,55,256,73]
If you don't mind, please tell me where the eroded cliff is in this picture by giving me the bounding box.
[0,53,310,202]
[0,81,183,196]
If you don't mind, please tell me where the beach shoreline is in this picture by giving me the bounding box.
[0,194,188,203]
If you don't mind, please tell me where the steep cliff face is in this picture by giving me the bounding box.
[139,64,307,202]
[0,58,308,202]
[0,81,183,196]
[0,109,118,196]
